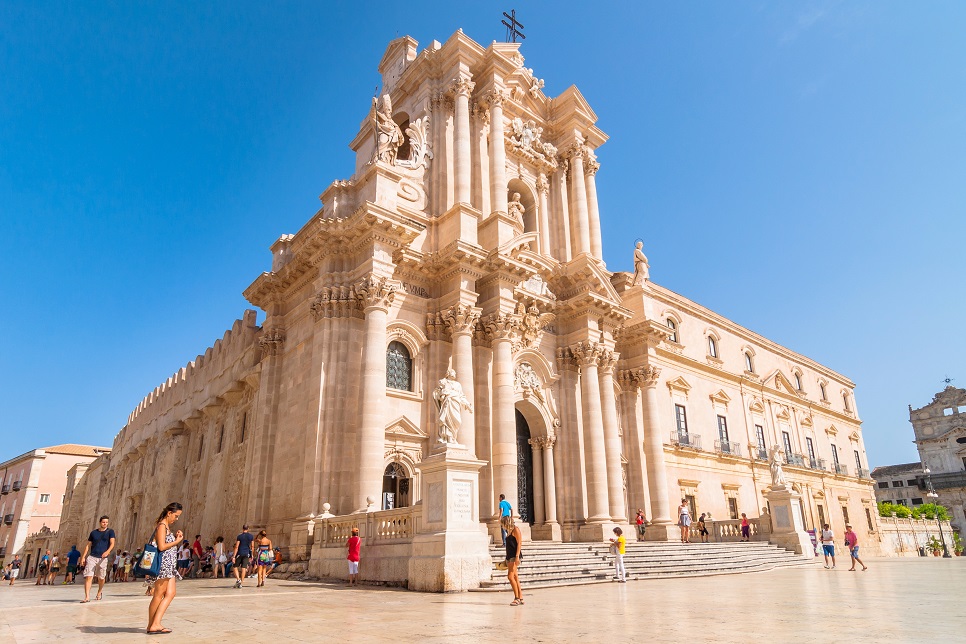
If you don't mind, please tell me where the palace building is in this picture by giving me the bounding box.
[57,31,879,588]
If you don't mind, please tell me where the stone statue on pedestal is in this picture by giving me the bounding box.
[433,369,472,445]
[372,94,403,164]
[632,241,649,286]
[769,445,788,488]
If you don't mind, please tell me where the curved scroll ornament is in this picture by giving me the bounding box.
[397,117,434,170]
[515,301,555,349]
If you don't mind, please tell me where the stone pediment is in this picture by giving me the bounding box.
[666,376,691,396]
[385,416,426,440]
[925,386,966,411]
[763,369,804,398]
[748,397,766,414]
[710,390,731,406]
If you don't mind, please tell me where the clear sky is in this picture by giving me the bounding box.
[1,2,963,467]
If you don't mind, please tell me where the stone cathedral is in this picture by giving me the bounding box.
[59,31,879,590]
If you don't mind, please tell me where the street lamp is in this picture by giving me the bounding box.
[923,467,952,558]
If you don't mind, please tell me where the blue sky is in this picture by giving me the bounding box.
[1,2,963,467]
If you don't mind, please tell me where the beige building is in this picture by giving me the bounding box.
[872,462,926,508]
[56,31,879,588]
[0,444,106,570]
[908,385,966,537]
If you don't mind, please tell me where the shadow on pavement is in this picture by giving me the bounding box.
[77,626,146,634]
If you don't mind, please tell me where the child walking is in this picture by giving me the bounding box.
[346,527,361,586]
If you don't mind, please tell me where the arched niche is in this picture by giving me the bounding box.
[393,111,412,161]
[507,178,537,233]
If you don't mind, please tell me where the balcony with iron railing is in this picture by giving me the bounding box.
[714,440,742,457]
[670,432,702,451]
[926,471,966,489]
[3,514,13,525]
[751,444,768,461]
[808,457,827,471]
[834,463,849,476]
[11,481,21,491]
[0,547,6,557]
[785,452,807,467]
[857,468,871,479]
[1,485,9,495]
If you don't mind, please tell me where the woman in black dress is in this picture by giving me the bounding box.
[501,515,523,605]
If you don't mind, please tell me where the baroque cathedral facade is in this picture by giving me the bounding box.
[60,32,879,570]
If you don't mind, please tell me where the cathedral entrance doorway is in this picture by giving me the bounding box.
[515,409,535,525]
[381,462,411,510]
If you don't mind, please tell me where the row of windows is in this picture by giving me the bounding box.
[876,479,919,489]
[668,318,850,411]
[673,404,862,471]
[886,498,925,506]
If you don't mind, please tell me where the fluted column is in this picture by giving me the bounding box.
[639,365,672,525]
[555,165,572,261]
[542,435,558,524]
[485,89,508,216]
[485,313,520,512]
[572,341,609,521]
[619,369,649,520]
[585,158,603,260]
[536,173,551,255]
[452,77,474,205]
[354,277,395,512]
[598,350,627,522]
[568,145,592,256]
[529,439,546,525]
[443,304,481,456]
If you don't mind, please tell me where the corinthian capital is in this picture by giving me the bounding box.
[442,303,482,336]
[483,312,520,342]
[450,77,475,98]
[632,365,661,389]
[597,349,619,374]
[356,276,396,312]
[536,173,550,196]
[571,341,603,367]
[585,158,600,176]
[482,88,507,107]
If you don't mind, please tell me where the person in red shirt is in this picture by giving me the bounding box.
[844,525,867,571]
[346,528,361,586]
[191,536,204,579]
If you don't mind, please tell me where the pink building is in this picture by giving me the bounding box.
[0,444,107,570]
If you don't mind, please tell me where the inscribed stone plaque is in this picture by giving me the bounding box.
[774,505,791,529]
[428,482,443,523]
[452,479,473,522]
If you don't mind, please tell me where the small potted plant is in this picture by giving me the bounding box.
[953,533,963,556]
[926,536,942,557]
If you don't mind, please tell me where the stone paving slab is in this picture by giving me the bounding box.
[0,558,963,643]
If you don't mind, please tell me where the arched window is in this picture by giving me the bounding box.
[386,341,413,391]
[382,462,411,510]
[820,382,828,401]
[843,393,851,412]
[667,318,678,343]
[744,352,754,373]
[794,372,803,391]
[708,336,718,359]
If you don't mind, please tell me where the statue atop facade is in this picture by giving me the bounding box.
[433,369,472,445]
[632,241,649,286]
[508,192,525,228]
[769,445,788,489]
[371,94,403,164]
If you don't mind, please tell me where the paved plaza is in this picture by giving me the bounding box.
[1,558,963,643]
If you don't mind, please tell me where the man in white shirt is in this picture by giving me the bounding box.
[820,523,836,569]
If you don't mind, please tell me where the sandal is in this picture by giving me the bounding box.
[510,598,522,606]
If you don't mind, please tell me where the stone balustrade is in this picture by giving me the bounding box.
[315,506,418,548]
[711,517,771,542]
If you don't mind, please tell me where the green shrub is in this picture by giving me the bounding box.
[911,503,951,521]
[878,501,911,518]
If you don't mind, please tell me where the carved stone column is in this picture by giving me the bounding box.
[536,173,551,255]
[443,304,481,456]
[542,435,559,525]
[568,144,592,256]
[638,365,674,533]
[452,77,475,205]
[598,350,627,522]
[619,369,649,522]
[585,157,603,260]
[484,89,508,217]
[485,313,520,516]
[354,277,395,512]
[528,438,546,525]
[555,164,572,261]
[572,341,609,522]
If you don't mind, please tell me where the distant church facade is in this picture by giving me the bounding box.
[60,32,879,573]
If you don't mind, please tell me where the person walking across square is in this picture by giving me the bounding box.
[610,527,627,582]
[79,516,116,602]
[346,527,361,586]
[844,524,867,571]
[232,525,254,589]
[820,524,836,569]
[146,502,184,635]
[498,494,512,546]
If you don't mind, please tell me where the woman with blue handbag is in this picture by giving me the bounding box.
[146,502,184,635]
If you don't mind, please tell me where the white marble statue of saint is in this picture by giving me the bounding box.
[372,94,403,164]
[433,369,472,445]
[632,241,649,286]
[769,445,788,488]
[507,192,525,228]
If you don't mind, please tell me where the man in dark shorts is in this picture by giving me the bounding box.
[65,545,81,584]
[232,525,254,589]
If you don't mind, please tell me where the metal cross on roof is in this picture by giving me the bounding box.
[502,10,525,43]
[942,376,955,386]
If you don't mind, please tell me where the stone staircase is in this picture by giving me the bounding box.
[474,540,816,591]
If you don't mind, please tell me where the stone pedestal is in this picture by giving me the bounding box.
[576,521,633,542]
[288,514,316,561]
[764,486,814,558]
[643,522,678,542]
[530,522,561,541]
[407,447,492,592]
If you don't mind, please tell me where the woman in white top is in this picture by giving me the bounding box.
[677,499,692,543]
[213,536,226,579]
